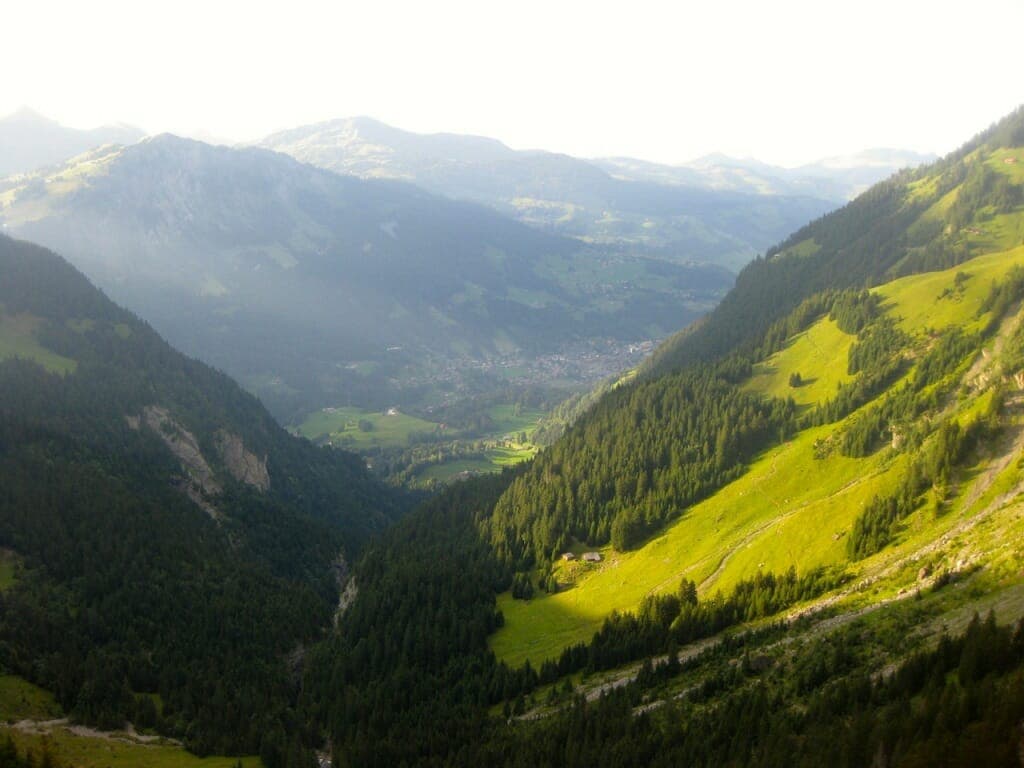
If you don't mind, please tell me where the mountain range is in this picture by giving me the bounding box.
[0,134,733,420]
[0,107,144,177]
[257,116,851,270]
[596,146,937,200]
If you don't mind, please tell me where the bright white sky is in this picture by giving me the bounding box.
[4,0,1022,167]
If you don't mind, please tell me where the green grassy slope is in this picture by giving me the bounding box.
[1,727,263,768]
[491,243,1024,667]
[641,106,1024,380]
[0,675,62,721]
[745,316,855,407]
[0,312,76,374]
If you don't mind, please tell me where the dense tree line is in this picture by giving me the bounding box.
[301,472,544,767]
[485,365,796,566]
[947,161,1023,231]
[847,400,1000,559]
[460,611,1024,768]
[833,327,978,459]
[979,264,1024,334]
[544,567,846,679]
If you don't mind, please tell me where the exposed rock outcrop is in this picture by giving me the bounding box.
[215,430,270,491]
[333,553,358,626]
[130,407,271,516]
[139,405,221,518]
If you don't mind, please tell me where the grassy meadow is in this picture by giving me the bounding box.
[0,312,76,374]
[296,402,543,482]
[489,244,1024,668]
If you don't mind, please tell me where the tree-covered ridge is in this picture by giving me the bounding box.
[484,366,796,566]
[0,236,407,763]
[642,105,1024,380]
[467,610,1024,768]
[480,274,1003,574]
[301,472,534,767]
[0,235,404,550]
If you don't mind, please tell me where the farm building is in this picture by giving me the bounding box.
[561,552,577,561]
[582,552,601,562]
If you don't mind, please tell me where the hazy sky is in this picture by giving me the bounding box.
[4,0,1022,167]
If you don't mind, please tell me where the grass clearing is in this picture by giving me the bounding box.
[878,243,1024,334]
[0,313,76,374]
[2,727,263,768]
[296,403,543,482]
[0,676,62,721]
[746,317,855,407]
[775,237,820,260]
[490,423,904,668]
[296,407,441,449]
[486,405,544,438]
[987,148,1024,184]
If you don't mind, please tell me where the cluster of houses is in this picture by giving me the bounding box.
[562,551,601,563]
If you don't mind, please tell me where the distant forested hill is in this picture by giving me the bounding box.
[0,235,406,762]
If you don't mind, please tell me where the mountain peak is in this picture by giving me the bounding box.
[2,106,55,124]
[0,109,145,177]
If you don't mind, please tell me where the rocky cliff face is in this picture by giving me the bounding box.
[216,430,270,491]
[131,406,270,518]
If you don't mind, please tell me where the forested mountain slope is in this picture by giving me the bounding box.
[0,235,406,762]
[301,106,1024,766]
[0,135,730,419]
[643,106,1024,379]
[483,106,1024,653]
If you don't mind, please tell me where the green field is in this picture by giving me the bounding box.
[2,727,263,768]
[490,245,1024,668]
[0,676,62,721]
[485,405,544,438]
[746,317,855,408]
[0,313,76,374]
[296,406,441,449]
[414,443,538,483]
[0,674,264,767]
[416,458,498,481]
[296,403,543,482]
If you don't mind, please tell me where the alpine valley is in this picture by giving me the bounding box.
[0,133,734,423]
[2,98,1024,768]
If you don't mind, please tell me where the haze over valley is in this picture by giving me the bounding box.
[2,2,1024,766]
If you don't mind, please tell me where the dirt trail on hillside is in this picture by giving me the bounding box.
[10,718,178,746]
[695,462,886,593]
